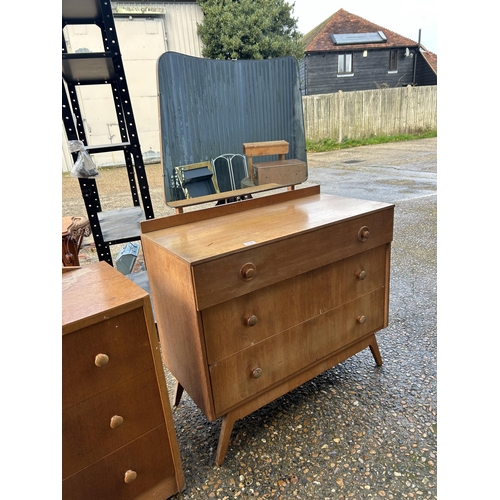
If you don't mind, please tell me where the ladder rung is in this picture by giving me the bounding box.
[62,0,102,24]
[85,143,131,154]
[97,207,145,244]
[62,53,115,84]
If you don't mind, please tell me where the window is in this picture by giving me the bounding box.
[338,53,353,74]
[389,50,398,71]
[331,31,387,45]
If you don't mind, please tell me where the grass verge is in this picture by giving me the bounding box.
[306,130,437,153]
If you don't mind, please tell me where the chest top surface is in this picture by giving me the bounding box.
[142,191,394,265]
[62,261,148,334]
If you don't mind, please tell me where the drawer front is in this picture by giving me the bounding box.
[209,288,386,414]
[62,424,175,500]
[203,245,388,363]
[63,369,165,478]
[193,209,393,310]
[62,308,152,410]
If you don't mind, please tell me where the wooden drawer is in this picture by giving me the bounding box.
[62,424,175,500]
[203,245,387,363]
[192,209,393,310]
[62,308,152,410]
[63,369,165,478]
[209,288,386,414]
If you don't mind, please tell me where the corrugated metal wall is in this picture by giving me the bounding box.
[112,2,204,57]
[157,52,307,202]
[163,3,204,57]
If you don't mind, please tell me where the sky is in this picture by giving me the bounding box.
[289,0,437,54]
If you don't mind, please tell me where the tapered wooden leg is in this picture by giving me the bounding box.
[368,336,383,366]
[172,381,184,407]
[215,412,237,466]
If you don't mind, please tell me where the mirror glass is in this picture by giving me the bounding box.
[157,52,308,206]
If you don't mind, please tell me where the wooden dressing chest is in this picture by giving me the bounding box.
[62,262,184,499]
[141,185,394,465]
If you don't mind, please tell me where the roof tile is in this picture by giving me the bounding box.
[303,8,419,53]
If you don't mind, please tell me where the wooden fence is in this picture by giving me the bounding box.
[302,85,437,143]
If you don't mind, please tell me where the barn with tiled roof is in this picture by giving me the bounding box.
[299,9,437,94]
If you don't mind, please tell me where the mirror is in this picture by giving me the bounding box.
[157,52,308,206]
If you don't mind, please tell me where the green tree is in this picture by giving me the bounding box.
[196,0,304,60]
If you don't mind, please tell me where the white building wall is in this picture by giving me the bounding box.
[62,2,204,172]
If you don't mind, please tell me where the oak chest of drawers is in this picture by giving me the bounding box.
[62,262,184,499]
[141,185,394,465]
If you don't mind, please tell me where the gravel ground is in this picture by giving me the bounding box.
[62,140,438,499]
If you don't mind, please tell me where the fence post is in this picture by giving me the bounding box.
[338,90,343,143]
[405,85,411,134]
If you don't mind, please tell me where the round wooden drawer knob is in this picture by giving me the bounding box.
[110,415,124,429]
[358,226,370,241]
[240,263,256,281]
[251,367,263,378]
[356,270,367,280]
[244,315,258,327]
[124,470,137,484]
[357,315,367,324]
[94,353,109,367]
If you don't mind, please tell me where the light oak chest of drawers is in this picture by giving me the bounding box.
[141,185,394,465]
[62,262,184,499]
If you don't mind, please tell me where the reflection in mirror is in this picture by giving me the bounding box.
[212,154,248,193]
[175,162,216,200]
[157,53,308,207]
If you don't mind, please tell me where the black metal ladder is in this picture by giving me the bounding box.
[62,0,154,266]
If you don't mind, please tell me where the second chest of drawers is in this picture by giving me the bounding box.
[62,262,184,499]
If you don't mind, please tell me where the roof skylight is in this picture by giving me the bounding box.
[330,31,387,45]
